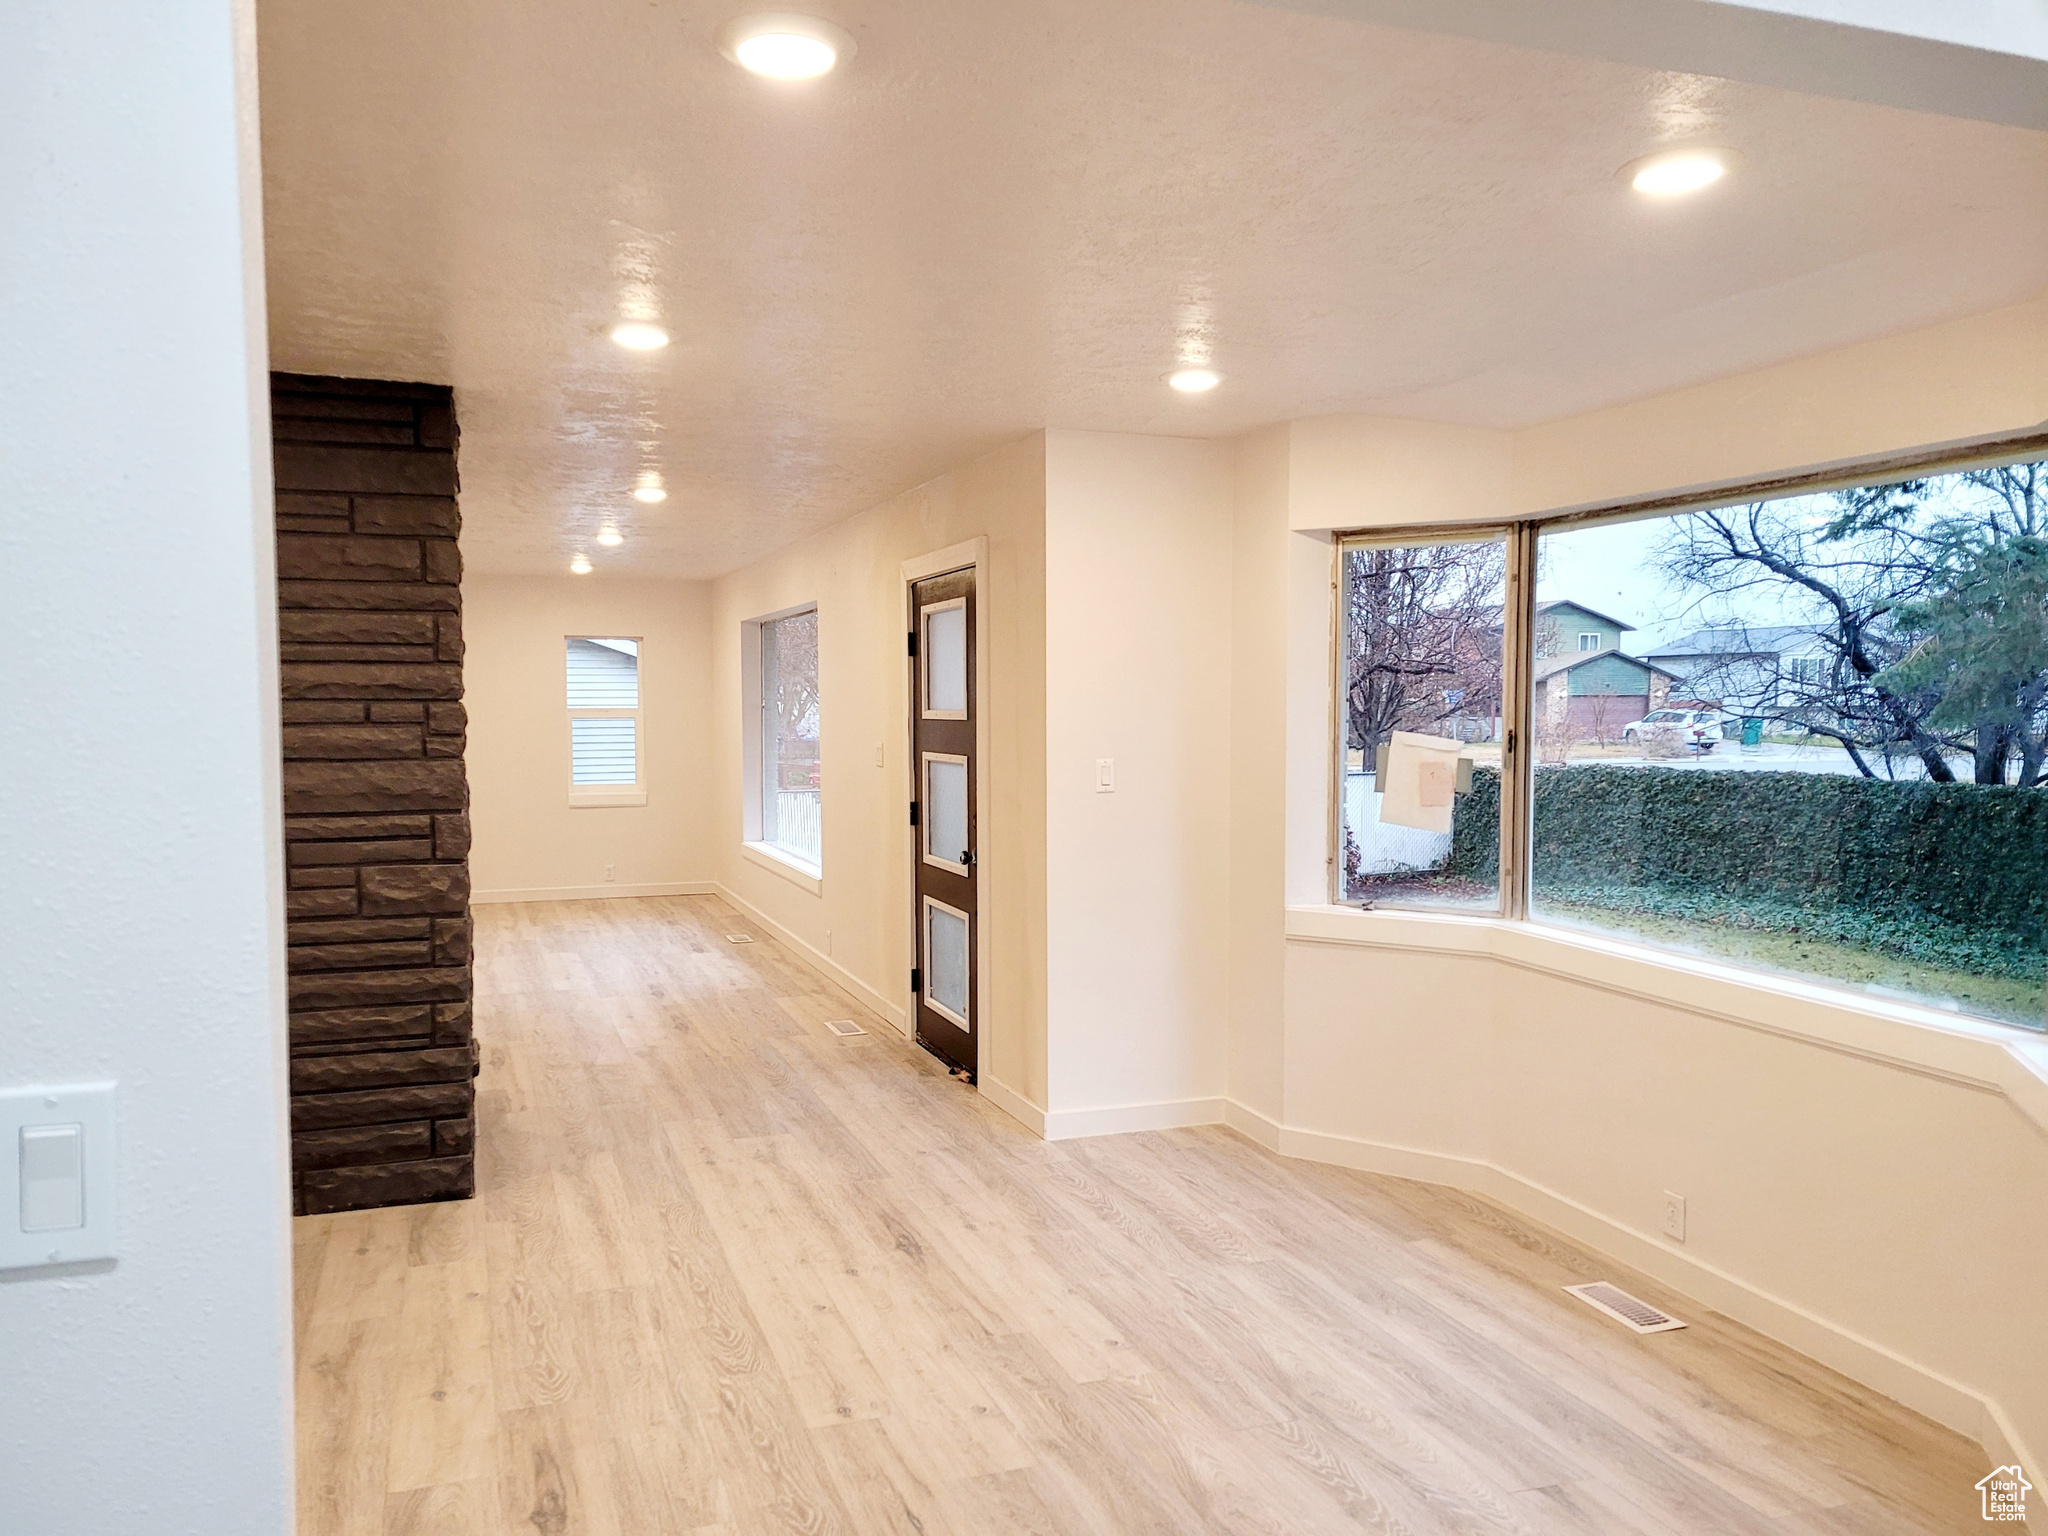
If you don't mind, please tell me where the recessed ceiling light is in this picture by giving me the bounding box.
[609,322,670,351]
[570,554,593,575]
[1167,368,1221,393]
[718,13,854,80]
[1627,149,1730,198]
[596,527,624,547]
[632,473,668,503]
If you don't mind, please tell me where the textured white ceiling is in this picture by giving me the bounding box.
[257,0,2048,577]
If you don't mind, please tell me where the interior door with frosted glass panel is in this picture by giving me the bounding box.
[910,571,976,1077]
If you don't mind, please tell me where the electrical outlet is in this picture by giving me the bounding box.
[604,863,616,883]
[1660,1191,1686,1242]
[874,742,884,767]
[826,928,833,955]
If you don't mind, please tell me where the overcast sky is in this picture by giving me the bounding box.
[1540,492,1854,653]
[1536,461,2041,654]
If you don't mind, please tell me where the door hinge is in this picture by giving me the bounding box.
[909,800,919,825]
[910,967,921,993]
[907,630,917,657]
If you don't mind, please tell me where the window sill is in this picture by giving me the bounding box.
[569,787,647,809]
[1283,903,2048,1136]
[743,840,822,894]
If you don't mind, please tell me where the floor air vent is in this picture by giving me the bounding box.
[1564,1282,1686,1334]
[724,933,755,943]
[823,1019,865,1036]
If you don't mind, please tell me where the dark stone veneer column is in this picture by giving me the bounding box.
[273,373,476,1216]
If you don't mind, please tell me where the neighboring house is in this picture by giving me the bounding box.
[1534,599,1635,657]
[1646,625,1832,718]
[1524,599,1678,737]
[566,635,639,696]
[1533,649,1680,737]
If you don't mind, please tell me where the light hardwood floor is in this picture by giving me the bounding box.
[294,895,2001,1535]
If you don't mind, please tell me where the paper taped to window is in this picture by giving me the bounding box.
[1379,731,1467,833]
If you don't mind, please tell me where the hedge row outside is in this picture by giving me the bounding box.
[1446,765,2048,979]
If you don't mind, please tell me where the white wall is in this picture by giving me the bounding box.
[1242,297,2048,1472]
[708,434,1050,1103]
[0,1,296,1530]
[1287,414,1513,531]
[1226,428,1293,1126]
[703,429,1241,1133]
[1284,292,2048,534]
[467,575,712,900]
[1043,431,1235,1127]
[1513,291,2048,515]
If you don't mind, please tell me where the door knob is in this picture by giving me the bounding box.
[957,850,975,867]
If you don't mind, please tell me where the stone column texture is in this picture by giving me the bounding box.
[273,373,475,1216]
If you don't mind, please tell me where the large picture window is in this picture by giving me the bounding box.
[756,606,821,871]
[1339,453,2047,1033]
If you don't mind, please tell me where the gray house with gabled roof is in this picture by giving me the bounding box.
[1647,625,1831,718]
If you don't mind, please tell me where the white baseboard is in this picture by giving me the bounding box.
[710,883,910,1034]
[978,1076,1045,1136]
[1222,1097,1282,1151]
[472,880,714,904]
[1235,1108,2032,1479]
[976,1084,1227,1142]
[1041,1096,1227,1141]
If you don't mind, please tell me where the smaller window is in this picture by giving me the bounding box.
[1578,632,1601,651]
[752,607,821,872]
[1336,533,1507,912]
[567,637,645,807]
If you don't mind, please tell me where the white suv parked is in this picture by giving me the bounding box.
[1621,708,1724,752]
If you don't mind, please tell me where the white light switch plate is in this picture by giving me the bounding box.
[1,1083,116,1270]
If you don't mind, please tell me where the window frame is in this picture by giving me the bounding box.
[565,634,646,809]
[1328,428,2048,1032]
[741,601,824,884]
[1328,522,1533,921]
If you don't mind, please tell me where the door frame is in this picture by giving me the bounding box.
[899,537,988,1086]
